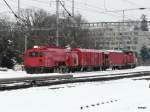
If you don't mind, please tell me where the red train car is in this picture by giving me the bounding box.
[24,46,78,73]
[108,50,136,69]
[72,48,109,71]
[124,51,136,68]
[23,46,136,74]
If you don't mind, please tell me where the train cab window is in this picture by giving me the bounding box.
[29,52,38,57]
[39,52,43,57]
[43,52,48,56]
[74,58,77,65]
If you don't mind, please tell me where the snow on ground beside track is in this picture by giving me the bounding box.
[73,66,150,77]
[0,79,150,112]
[0,69,63,79]
[69,66,150,77]
[0,66,150,79]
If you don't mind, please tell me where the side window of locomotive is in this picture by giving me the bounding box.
[29,52,38,57]
[74,56,78,65]
[39,52,43,57]
[74,58,77,65]
[43,52,48,56]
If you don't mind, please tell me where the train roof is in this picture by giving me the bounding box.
[106,50,123,53]
[72,48,130,54]
[26,46,70,52]
[72,48,104,53]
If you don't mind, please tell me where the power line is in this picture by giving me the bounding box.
[11,0,49,4]
[28,0,50,5]
[30,0,122,19]
[0,10,11,14]
[65,4,126,19]
[59,0,72,17]
[67,0,149,20]
[56,0,59,46]
[9,0,54,12]
[30,0,49,4]
[67,0,105,10]
[65,0,135,20]
[2,0,18,18]
[67,0,105,11]
[121,0,141,7]
[1,0,135,21]
[104,0,107,11]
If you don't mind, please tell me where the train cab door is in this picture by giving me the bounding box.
[103,52,109,68]
[73,52,78,66]
[66,52,78,67]
[66,52,71,66]
[124,54,128,65]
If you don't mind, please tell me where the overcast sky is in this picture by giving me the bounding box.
[0,0,150,22]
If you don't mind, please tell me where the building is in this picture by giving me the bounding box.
[87,24,150,53]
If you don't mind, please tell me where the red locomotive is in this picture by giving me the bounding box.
[24,46,136,74]
[108,50,136,69]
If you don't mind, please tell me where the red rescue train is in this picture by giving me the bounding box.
[24,46,136,74]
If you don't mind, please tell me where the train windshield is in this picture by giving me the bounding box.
[29,52,39,57]
[28,51,46,57]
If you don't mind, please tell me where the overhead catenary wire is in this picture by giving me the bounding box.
[1,0,139,21]
[121,0,142,7]
[104,0,107,11]
[1,0,148,26]
[4,0,56,14]
[66,0,105,10]
[2,0,19,18]
[29,0,49,4]
[59,0,72,17]
[66,0,150,21]
[65,0,137,20]
[66,0,121,19]
[2,0,56,20]
[65,4,133,20]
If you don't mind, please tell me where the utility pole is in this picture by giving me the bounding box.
[18,0,28,52]
[25,35,27,51]
[122,10,125,23]
[18,0,20,17]
[104,0,107,11]
[56,0,59,46]
[72,0,74,17]
[18,0,27,51]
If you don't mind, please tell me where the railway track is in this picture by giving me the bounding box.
[0,71,150,91]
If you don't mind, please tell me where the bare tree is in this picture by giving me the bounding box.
[140,14,148,31]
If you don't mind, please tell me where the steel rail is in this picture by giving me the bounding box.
[0,71,150,91]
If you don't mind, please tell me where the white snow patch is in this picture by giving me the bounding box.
[0,79,150,112]
[0,66,150,79]
[0,66,150,112]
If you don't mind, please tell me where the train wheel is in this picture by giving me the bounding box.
[50,69,54,73]
[62,67,69,73]
[25,68,33,74]
[54,68,58,73]
[59,67,63,73]
[65,68,69,73]
[62,68,66,73]
[58,66,65,73]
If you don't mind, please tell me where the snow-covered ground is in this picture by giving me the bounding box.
[0,66,150,112]
[0,69,65,79]
[73,66,150,77]
[0,66,150,79]
[0,79,150,112]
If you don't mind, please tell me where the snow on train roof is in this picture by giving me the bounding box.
[27,46,70,52]
[72,48,125,53]
[72,48,104,53]
[106,50,123,53]
[30,46,129,53]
